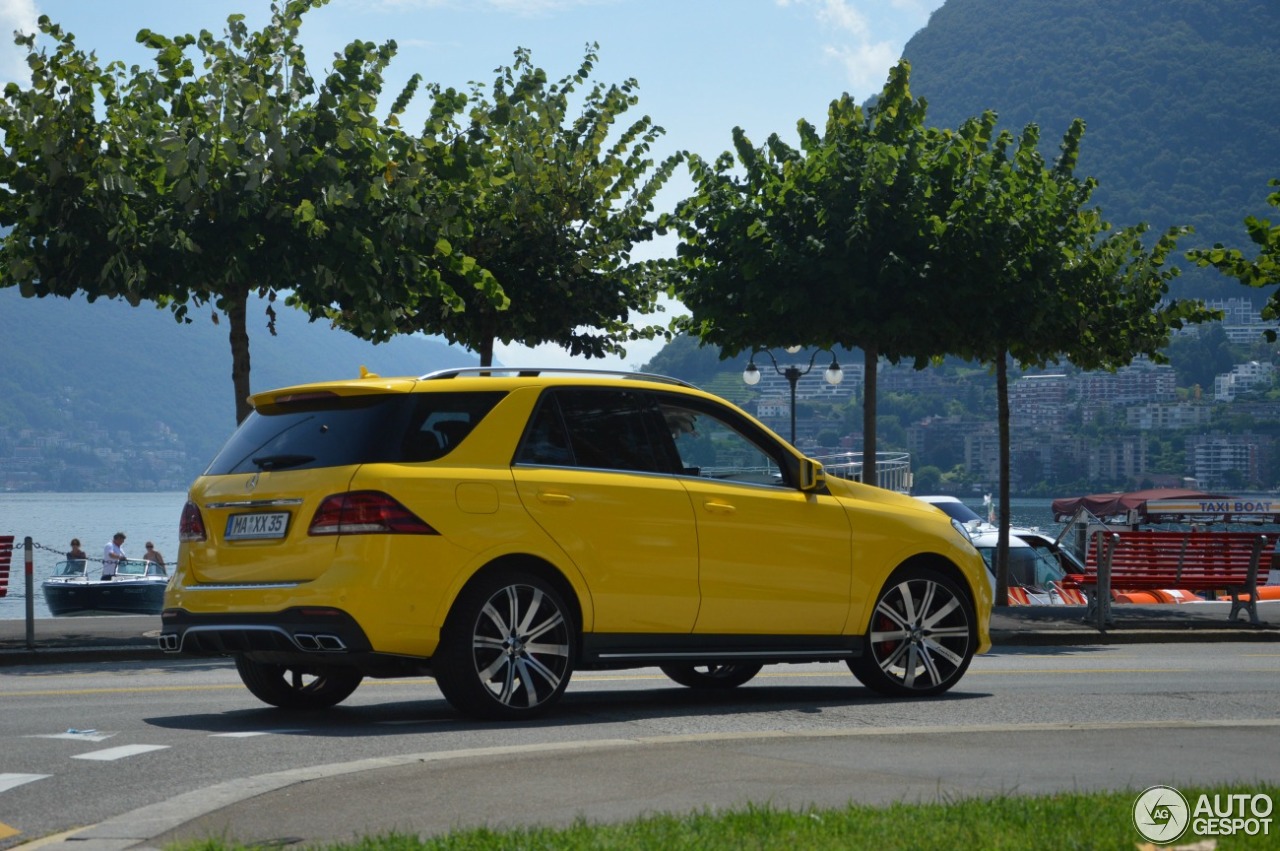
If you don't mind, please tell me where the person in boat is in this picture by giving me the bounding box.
[142,541,166,573]
[102,532,127,580]
[66,538,87,568]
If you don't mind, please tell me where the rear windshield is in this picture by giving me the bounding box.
[204,391,505,475]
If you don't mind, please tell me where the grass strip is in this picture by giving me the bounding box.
[171,783,1279,850]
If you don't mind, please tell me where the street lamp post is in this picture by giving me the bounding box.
[742,346,843,445]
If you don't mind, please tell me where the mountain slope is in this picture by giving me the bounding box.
[902,0,1279,298]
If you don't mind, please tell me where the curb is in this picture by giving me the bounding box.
[988,627,1280,646]
[0,645,164,665]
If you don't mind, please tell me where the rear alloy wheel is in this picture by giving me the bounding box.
[235,656,363,709]
[849,566,975,697]
[433,571,576,721]
[660,663,764,689]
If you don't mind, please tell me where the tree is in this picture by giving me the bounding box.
[667,62,954,480]
[0,1,488,423]
[1189,178,1280,334]
[325,45,681,367]
[933,116,1217,603]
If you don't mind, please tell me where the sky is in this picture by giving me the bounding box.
[0,0,945,370]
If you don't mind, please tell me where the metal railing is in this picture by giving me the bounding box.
[815,452,913,493]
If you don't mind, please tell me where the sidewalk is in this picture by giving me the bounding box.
[2,601,1279,663]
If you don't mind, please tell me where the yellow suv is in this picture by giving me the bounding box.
[161,368,990,720]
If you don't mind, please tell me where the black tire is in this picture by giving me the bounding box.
[234,655,363,709]
[659,663,764,689]
[849,566,976,697]
[433,570,576,721]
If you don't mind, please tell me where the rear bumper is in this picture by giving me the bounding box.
[159,606,373,656]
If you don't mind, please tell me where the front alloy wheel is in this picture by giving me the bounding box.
[849,566,975,697]
[434,570,576,721]
[235,656,363,710]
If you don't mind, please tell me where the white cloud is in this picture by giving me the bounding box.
[812,0,871,37]
[823,40,901,95]
[0,0,38,80]
[778,0,943,97]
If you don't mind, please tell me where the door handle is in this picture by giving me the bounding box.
[703,500,736,514]
[537,492,574,505]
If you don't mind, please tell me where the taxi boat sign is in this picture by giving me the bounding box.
[1144,498,1280,521]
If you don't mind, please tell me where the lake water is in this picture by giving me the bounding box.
[1,490,1058,621]
[975,497,1059,530]
[0,491,186,620]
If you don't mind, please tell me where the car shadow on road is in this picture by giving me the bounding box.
[143,682,991,737]
[983,644,1114,657]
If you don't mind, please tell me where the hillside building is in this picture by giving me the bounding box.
[1214,361,1275,402]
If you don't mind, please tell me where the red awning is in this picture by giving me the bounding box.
[1050,488,1230,521]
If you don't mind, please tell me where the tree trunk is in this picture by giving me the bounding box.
[862,346,878,487]
[228,292,253,424]
[478,336,494,368]
[995,351,1010,607]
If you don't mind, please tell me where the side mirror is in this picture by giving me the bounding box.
[798,457,826,492]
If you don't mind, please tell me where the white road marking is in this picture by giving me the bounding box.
[72,744,170,761]
[209,730,305,738]
[0,774,49,794]
[29,731,115,742]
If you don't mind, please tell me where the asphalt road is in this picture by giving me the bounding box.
[3,641,1280,849]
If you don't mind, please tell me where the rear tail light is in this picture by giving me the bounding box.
[309,491,439,536]
[179,501,207,542]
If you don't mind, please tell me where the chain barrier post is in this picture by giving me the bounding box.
[25,536,35,649]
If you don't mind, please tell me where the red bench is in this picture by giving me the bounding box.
[1064,530,1277,629]
[0,535,12,598]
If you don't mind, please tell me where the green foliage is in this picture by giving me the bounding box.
[1190,178,1280,336]
[934,116,1216,374]
[0,1,478,423]
[667,62,946,364]
[668,62,955,473]
[928,111,1216,601]
[1165,323,1243,390]
[358,45,682,366]
[913,465,944,493]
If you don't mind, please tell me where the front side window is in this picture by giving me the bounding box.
[658,397,788,488]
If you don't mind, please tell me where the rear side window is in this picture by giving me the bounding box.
[516,389,681,474]
[401,392,506,461]
[205,392,505,475]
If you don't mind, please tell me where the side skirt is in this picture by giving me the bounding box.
[578,633,863,671]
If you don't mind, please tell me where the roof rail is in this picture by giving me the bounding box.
[418,366,696,388]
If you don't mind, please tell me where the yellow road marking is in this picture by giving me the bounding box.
[1,684,244,697]
[0,821,20,840]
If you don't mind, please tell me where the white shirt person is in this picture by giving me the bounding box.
[102,532,127,580]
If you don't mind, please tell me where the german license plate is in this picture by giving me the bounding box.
[225,512,290,540]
